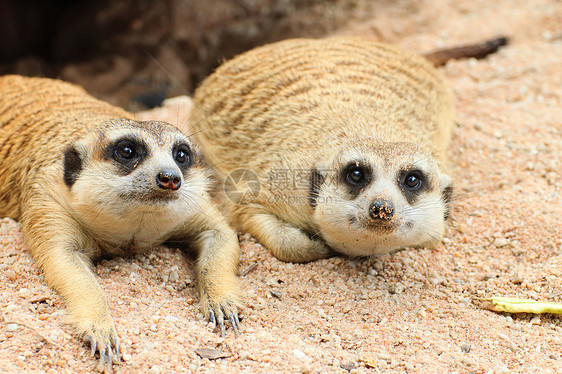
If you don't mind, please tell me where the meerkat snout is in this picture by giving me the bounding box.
[156,169,182,190]
[368,199,394,221]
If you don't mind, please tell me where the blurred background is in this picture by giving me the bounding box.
[1,0,557,112]
[0,0,375,109]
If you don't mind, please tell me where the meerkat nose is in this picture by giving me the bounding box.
[369,199,394,221]
[156,170,182,190]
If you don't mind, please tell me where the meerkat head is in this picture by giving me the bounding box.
[61,119,209,246]
[310,140,452,257]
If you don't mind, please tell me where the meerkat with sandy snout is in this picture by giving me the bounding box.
[0,75,240,371]
[189,37,456,262]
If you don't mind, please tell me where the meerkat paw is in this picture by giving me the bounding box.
[275,233,332,263]
[244,212,333,262]
[200,293,241,337]
[79,317,120,373]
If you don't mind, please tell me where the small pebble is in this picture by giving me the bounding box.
[239,351,249,360]
[388,282,405,294]
[377,353,391,363]
[168,271,179,283]
[493,238,508,248]
[460,344,471,353]
[293,349,307,360]
[6,323,19,332]
[340,362,356,371]
[5,269,17,281]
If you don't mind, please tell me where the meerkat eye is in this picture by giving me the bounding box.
[403,171,423,190]
[174,144,191,165]
[345,165,367,185]
[115,140,137,160]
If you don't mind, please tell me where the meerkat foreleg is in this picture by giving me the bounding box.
[237,206,332,263]
[171,200,242,336]
[20,195,119,372]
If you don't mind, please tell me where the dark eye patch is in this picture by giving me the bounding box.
[398,169,429,204]
[442,185,453,220]
[309,168,325,207]
[63,145,82,188]
[340,161,372,197]
[105,137,147,175]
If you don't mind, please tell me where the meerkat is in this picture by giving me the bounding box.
[188,37,458,262]
[0,75,240,372]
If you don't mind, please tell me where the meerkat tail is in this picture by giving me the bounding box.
[423,36,509,66]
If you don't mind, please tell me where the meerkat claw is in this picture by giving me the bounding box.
[99,344,119,373]
[85,334,97,357]
[83,326,120,372]
[113,337,121,363]
[205,300,241,336]
[217,313,226,337]
[208,309,217,331]
[99,346,111,373]
[229,313,240,337]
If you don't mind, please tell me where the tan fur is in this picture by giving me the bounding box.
[0,75,240,370]
[189,37,454,262]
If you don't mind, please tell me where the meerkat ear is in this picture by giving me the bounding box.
[439,173,453,220]
[63,144,83,188]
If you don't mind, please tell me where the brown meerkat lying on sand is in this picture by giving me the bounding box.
[189,36,505,262]
[0,75,241,372]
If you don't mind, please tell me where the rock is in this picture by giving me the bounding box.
[493,238,508,247]
[5,269,17,281]
[194,348,230,360]
[168,271,179,283]
[388,282,405,294]
[239,351,249,360]
[6,323,19,332]
[293,349,307,360]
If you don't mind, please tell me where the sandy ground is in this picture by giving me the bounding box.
[1,0,561,373]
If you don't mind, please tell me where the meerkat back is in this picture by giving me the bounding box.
[191,37,453,174]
